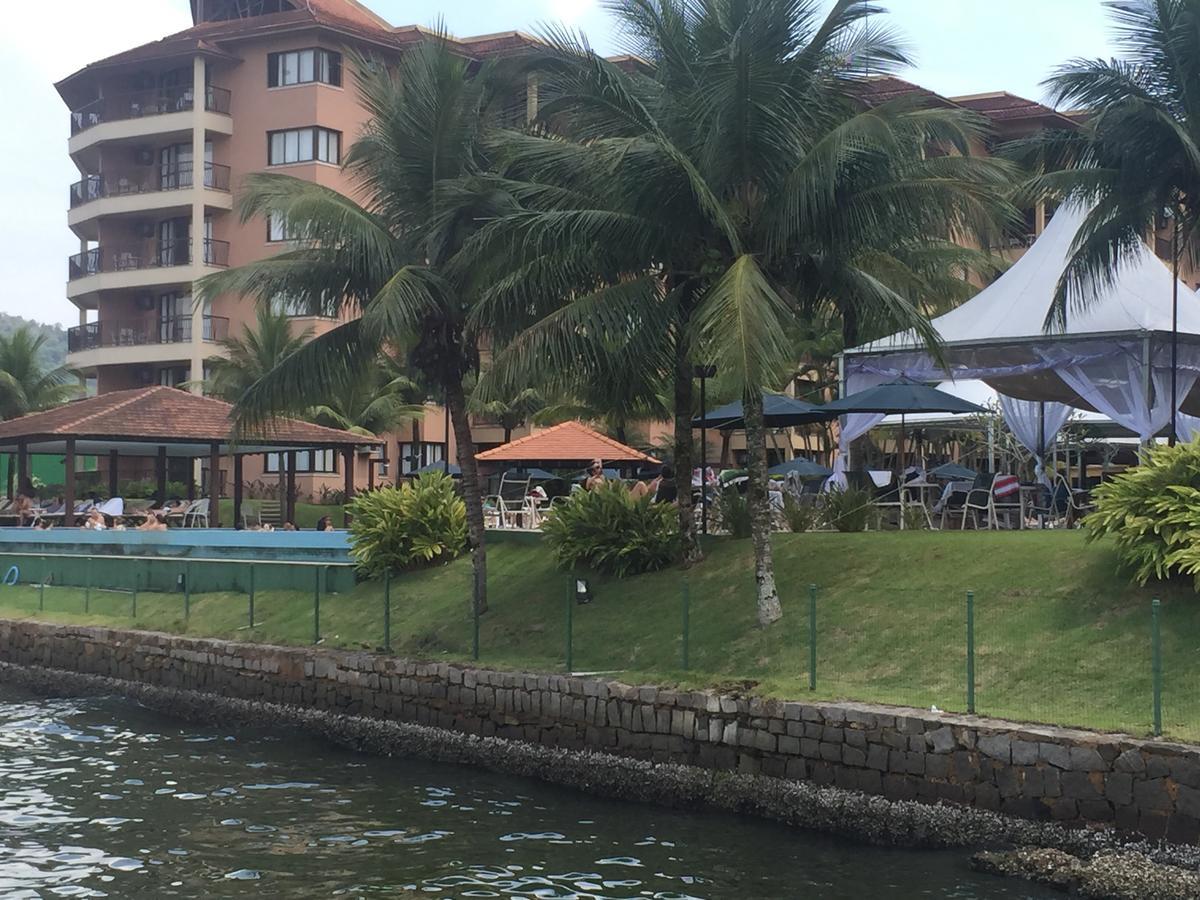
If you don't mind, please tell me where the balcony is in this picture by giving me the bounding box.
[69,86,231,136]
[68,315,229,353]
[70,163,232,209]
[68,238,230,281]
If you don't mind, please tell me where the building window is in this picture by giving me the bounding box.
[264,449,337,474]
[157,366,189,388]
[268,49,342,88]
[398,442,445,475]
[267,127,340,166]
[267,211,307,243]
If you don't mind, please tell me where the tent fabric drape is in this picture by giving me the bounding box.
[1056,356,1199,443]
[997,395,1072,485]
[826,372,889,489]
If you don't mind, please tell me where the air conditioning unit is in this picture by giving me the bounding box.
[136,148,155,166]
[136,293,155,311]
[136,222,156,239]
[136,366,154,385]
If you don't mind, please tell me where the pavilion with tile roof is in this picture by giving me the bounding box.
[0,387,379,527]
[475,422,658,469]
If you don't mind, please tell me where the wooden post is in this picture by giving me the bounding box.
[209,441,221,528]
[285,450,297,525]
[343,447,354,527]
[6,453,13,500]
[156,445,167,504]
[233,454,243,529]
[16,442,28,493]
[108,449,119,498]
[63,438,76,527]
[187,472,195,501]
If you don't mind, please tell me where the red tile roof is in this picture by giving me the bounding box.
[950,91,1078,127]
[476,421,658,464]
[0,387,378,449]
[855,76,958,108]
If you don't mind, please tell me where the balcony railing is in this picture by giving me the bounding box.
[69,163,232,208]
[68,314,230,352]
[70,85,232,135]
[68,237,231,280]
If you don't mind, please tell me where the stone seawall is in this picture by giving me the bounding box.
[1,619,1198,845]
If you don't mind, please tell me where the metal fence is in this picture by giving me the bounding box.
[0,554,1184,743]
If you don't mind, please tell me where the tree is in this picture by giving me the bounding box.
[1019,0,1200,440]
[201,305,312,403]
[466,381,543,444]
[470,0,1013,625]
[0,326,78,420]
[197,37,517,615]
[306,364,425,438]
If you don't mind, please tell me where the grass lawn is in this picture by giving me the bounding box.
[0,530,1195,742]
[216,500,344,530]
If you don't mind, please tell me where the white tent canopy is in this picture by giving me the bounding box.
[832,203,1200,484]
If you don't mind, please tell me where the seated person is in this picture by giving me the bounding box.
[82,507,107,530]
[33,518,53,530]
[584,459,606,491]
[653,465,678,504]
[153,497,189,517]
[315,516,335,532]
[14,479,36,526]
[281,522,297,532]
[138,513,168,532]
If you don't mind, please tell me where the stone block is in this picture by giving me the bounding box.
[925,754,950,780]
[1169,757,1200,789]
[778,735,800,756]
[1134,777,1172,813]
[1068,746,1106,772]
[842,745,866,768]
[857,769,882,795]
[844,729,867,749]
[1146,755,1171,779]
[819,742,842,762]
[1105,772,1133,807]
[928,726,956,754]
[1113,747,1145,775]
[904,751,926,775]
[977,733,1011,763]
[785,758,807,780]
[1061,771,1104,802]
[821,726,844,744]
[1038,741,1071,770]
[867,744,889,772]
[800,738,820,759]
[953,751,979,781]
[1011,740,1038,766]
[754,730,777,753]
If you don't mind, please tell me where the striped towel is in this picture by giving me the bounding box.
[993,474,1020,498]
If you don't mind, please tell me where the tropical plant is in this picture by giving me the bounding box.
[198,37,518,614]
[466,381,543,443]
[542,482,679,576]
[782,493,822,534]
[0,326,78,420]
[471,0,1014,625]
[306,360,424,438]
[347,473,467,577]
[1021,0,1200,348]
[1086,438,1200,586]
[201,305,312,404]
[714,486,752,539]
[823,486,873,533]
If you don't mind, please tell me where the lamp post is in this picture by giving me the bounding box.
[694,364,717,535]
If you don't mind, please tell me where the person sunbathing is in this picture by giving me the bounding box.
[138,513,168,532]
[81,508,107,530]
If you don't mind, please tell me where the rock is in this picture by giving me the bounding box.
[1068,745,1107,772]
[928,726,956,754]
[978,733,1011,763]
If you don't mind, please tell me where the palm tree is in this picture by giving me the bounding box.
[466,381,543,444]
[0,327,78,420]
[197,37,516,615]
[1018,0,1200,441]
[306,366,425,438]
[470,0,1014,625]
[201,305,312,404]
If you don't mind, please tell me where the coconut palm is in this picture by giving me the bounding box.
[197,37,520,614]
[469,0,1014,625]
[466,381,544,444]
[0,327,79,420]
[201,305,313,404]
[306,365,425,438]
[1015,0,1200,439]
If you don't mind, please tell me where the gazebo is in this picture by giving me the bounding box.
[0,386,380,527]
[476,421,659,469]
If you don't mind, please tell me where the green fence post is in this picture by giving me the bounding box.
[248,563,256,630]
[1152,598,1163,737]
[966,590,976,715]
[808,584,817,691]
[38,556,45,612]
[313,567,321,645]
[565,576,574,674]
[184,562,191,623]
[131,572,138,619]
[84,557,92,613]
[681,577,690,671]
[383,570,392,653]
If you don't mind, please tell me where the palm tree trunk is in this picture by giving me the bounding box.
[743,389,782,626]
[673,326,700,565]
[445,379,488,615]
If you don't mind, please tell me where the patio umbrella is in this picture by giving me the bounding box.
[503,467,556,481]
[929,462,976,481]
[693,392,834,429]
[768,457,834,479]
[414,462,461,477]
[821,382,986,475]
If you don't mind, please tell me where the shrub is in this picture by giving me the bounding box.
[347,472,467,577]
[119,479,188,499]
[715,486,752,538]
[542,483,679,576]
[823,486,872,533]
[1087,439,1200,586]
[782,492,822,533]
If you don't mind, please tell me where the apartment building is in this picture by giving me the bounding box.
[57,0,539,492]
[59,6,1145,488]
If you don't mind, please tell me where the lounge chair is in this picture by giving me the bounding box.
[486,474,531,528]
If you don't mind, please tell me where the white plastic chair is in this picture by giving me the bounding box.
[183,498,209,528]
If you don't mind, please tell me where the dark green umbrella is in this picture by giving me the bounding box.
[929,462,977,480]
[822,382,986,474]
[693,392,833,429]
[768,457,834,479]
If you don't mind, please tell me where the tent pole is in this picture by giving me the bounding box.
[1142,333,1153,451]
[700,370,708,535]
[1171,209,1180,446]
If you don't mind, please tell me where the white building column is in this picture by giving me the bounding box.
[189,53,208,395]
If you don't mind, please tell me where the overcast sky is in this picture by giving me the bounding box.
[3,0,1118,327]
